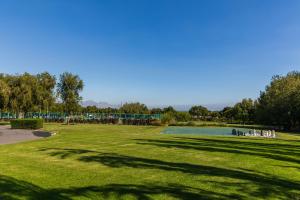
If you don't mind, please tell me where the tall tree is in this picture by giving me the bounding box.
[0,79,10,111]
[35,72,56,112]
[6,73,36,115]
[256,71,300,129]
[57,72,84,114]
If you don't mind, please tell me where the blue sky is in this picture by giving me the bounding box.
[0,0,299,106]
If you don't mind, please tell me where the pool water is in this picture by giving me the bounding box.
[162,126,250,136]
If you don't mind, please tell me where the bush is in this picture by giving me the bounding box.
[186,121,196,126]
[10,119,44,129]
[175,112,191,122]
[161,113,176,125]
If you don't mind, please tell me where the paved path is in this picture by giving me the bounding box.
[0,125,52,145]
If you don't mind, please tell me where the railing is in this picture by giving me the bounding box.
[0,112,161,120]
[0,112,17,119]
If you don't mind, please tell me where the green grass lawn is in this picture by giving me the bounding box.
[0,124,300,200]
[0,121,9,125]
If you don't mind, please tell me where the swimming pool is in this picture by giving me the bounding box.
[161,126,250,136]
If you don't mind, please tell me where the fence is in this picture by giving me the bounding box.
[0,112,17,119]
[0,112,161,125]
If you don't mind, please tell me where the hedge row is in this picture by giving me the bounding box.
[10,119,44,129]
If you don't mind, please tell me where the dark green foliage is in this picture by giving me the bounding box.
[35,72,56,111]
[256,71,300,130]
[220,107,235,122]
[150,108,162,114]
[186,121,196,126]
[161,113,176,125]
[0,72,56,114]
[174,112,191,122]
[57,72,84,114]
[232,98,255,124]
[0,79,10,111]
[163,106,176,114]
[119,103,149,114]
[189,105,209,119]
[82,106,99,113]
[10,119,44,129]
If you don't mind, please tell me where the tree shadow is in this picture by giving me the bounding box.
[173,137,300,155]
[134,137,300,165]
[39,148,98,159]
[33,131,52,138]
[273,165,300,170]
[0,175,236,200]
[39,148,300,199]
[0,175,67,199]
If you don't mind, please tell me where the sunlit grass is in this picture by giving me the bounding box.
[0,123,299,199]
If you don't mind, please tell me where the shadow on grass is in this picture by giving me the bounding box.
[39,147,300,199]
[39,148,97,159]
[33,131,52,138]
[0,175,235,200]
[135,137,300,165]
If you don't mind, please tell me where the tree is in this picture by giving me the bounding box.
[163,106,176,114]
[35,72,56,112]
[161,112,176,125]
[150,108,162,114]
[0,79,10,111]
[57,72,84,114]
[0,72,57,115]
[119,102,149,114]
[189,105,209,120]
[209,111,221,121]
[232,98,255,124]
[83,106,99,113]
[256,71,300,130]
[6,73,36,115]
[175,112,191,122]
[51,103,64,113]
[220,107,235,122]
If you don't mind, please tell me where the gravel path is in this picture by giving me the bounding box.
[0,125,52,145]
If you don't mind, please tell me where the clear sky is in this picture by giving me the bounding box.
[0,0,300,106]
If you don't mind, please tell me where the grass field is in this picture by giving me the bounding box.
[0,124,299,199]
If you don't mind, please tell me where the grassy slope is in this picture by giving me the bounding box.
[0,124,299,200]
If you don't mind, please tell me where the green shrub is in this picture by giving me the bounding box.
[186,121,196,126]
[10,119,44,129]
[175,112,191,122]
[161,113,176,125]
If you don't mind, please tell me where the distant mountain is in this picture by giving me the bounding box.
[81,100,119,108]
[150,103,235,111]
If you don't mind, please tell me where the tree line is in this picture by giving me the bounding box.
[0,72,83,116]
[1,71,300,130]
[189,71,300,130]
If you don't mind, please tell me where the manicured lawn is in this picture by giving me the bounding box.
[0,124,299,199]
[0,121,10,125]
